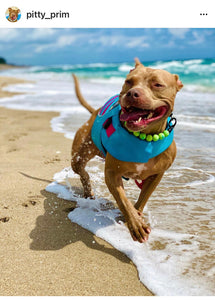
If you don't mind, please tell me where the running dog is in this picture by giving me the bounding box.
[71,58,183,243]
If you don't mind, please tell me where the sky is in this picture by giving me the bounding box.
[0,28,214,65]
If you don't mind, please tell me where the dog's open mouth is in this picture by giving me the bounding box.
[120,105,168,128]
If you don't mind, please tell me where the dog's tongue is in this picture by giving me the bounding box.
[120,109,148,122]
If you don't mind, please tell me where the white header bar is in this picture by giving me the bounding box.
[0,0,215,28]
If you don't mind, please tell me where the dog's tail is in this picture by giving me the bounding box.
[72,74,95,114]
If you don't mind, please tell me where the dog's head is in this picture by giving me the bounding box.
[8,8,20,21]
[119,58,183,133]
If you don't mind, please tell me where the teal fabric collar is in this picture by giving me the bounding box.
[91,95,175,163]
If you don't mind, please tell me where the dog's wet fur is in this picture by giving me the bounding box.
[71,58,183,243]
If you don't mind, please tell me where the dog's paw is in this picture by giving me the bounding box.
[127,212,151,243]
[83,190,95,199]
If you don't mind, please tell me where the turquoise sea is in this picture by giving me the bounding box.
[28,58,215,92]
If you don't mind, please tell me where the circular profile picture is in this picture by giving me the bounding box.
[5,7,21,22]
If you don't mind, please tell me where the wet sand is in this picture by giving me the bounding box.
[0,75,152,296]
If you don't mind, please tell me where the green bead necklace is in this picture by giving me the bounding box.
[124,121,170,142]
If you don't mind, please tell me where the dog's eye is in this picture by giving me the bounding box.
[153,82,165,88]
[125,79,132,85]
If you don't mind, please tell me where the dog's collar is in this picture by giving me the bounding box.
[123,113,177,142]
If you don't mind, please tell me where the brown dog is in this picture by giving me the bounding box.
[71,58,183,243]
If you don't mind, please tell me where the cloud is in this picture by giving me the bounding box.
[168,28,190,39]
[56,35,77,47]
[35,34,77,53]
[88,33,149,49]
[0,28,214,65]
[163,40,176,48]
[34,31,150,54]
[0,28,57,44]
[0,29,20,42]
[126,37,149,48]
[30,28,57,40]
[188,31,205,45]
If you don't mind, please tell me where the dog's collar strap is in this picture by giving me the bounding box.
[91,95,175,163]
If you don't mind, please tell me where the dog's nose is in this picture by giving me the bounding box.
[126,89,140,99]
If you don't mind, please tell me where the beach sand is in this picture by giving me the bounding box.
[0,75,152,296]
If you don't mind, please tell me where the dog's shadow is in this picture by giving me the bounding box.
[29,186,130,264]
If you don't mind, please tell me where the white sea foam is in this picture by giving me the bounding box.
[89,76,124,85]
[118,64,133,72]
[179,121,215,131]
[183,59,203,65]
[45,166,214,296]
[150,60,184,70]
[167,167,215,187]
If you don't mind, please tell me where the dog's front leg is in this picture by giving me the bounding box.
[105,156,150,243]
[134,172,164,212]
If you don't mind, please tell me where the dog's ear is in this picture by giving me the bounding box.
[17,9,20,13]
[8,8,12,13]
[134,57,141,67]
[174,74,183,91]
[129,57,142,73]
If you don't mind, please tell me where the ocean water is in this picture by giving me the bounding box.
[1,58,215,296]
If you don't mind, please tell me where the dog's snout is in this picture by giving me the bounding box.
[126,89,141,99]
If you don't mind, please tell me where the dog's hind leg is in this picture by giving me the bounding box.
[71,135,100,198]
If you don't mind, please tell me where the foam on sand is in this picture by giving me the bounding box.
[46,166,214,296]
